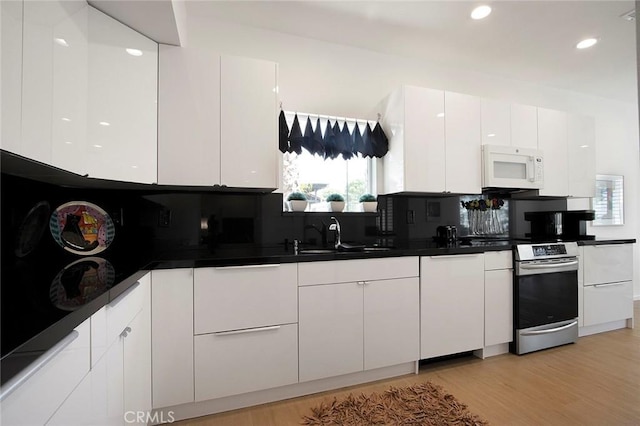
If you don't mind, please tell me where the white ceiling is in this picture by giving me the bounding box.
[182,0,638,104]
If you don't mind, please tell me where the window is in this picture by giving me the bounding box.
[281,115,375,212]
[592,174,624,226]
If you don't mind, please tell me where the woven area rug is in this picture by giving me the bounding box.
[301,381,489,425]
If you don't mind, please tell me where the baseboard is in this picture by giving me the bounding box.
[472,343,510,359]
[152,362,416,424]
[578,319,630,337]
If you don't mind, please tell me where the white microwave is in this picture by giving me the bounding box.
[482,145,544,189]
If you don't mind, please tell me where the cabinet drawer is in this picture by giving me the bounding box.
[194,264,297,334]
[583,281,633,327]
[583,245,633,285]
[194,323,298,401]
[298,257,419,286]
[1,319,91,426]
[484,250,513,270]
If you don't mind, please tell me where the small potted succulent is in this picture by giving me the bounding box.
[326,193,345,212]
[359,194,378,212]
[287,192,308,212]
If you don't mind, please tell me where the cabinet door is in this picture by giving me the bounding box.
[299,283,363,382]
[510,103,538,149]
[481,98,510,146]
[364,277,419,370]
[567,113,595,198]
[47,338,123,426]
[537,107,568,196]
[404,86,445,192]
[583,281,633,326]
[151,269,194,408]
[194,324,298,401]
[49,3,88,175]
[420,254,484,359]
[444,91,481,194]
[583,245,633,285]
[484,269,513,346]
[1,0,23,155]
[1,320,90,426]
[123,279,151,420]
[158,46,220,186]
[220,55,278,188]
[85,6,157,183]
[194,264,297,334]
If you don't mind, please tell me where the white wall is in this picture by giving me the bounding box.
[183,17,640,298]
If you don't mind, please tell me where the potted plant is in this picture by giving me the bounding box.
[359,194,378,212]
[287,192,308,212]
[326,193,345,212]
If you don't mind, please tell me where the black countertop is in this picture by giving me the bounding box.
[1,237,635,386]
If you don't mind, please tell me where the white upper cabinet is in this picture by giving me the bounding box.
[220,55,278,189]
[481,100,539,150]
[382,85,446,193]
[510,103,538,149]
[22,0,88,167]
[158,46,220,186]
[381,86,481,194]
[1,0,23,155]
[537,107,568,197]
[85,6,158,183]
[481,98,510,146]
[11,1,157,183]
[444,91,482,194]
[158,50,279,189]
[567,113,596,198]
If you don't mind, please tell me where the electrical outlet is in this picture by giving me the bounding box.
[406,210,415,224]
[158,208,171,227]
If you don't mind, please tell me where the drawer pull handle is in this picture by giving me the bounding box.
[0,330,79,402]
[214,264,280,270]
[429,254,482,259]
[109,281,140,308]
[120,326,132,338]
[594,282,626,288]
[213,325,281,336]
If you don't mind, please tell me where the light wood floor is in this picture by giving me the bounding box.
[178,302,640,426]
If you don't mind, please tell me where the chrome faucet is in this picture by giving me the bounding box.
[329,216,341,249]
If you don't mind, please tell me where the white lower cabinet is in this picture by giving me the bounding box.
[48,275,151,425]
[484,251,513,347]
[421,254,484,359]
[583,281,633,327]
[581,244,634,331]
[194,324,298,401]
[0,320,91,426]
[193,264,298,401]
[299,258,419,382]
[299,282,364,382]
[151,268,194,409]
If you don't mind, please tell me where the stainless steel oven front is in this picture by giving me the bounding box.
[512,242,579,355]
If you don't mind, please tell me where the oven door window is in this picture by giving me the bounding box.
[516,271,578,329]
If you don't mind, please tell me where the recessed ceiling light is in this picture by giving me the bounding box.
[93,144,103,148]
[580,144,589,148]
[99,121,110,126]
[64,141,72,145]
[576,38,598,49]
[54,38,69,47]
[471,5,492,20]
[487,133,496,137]
[436,112,445,118]
[126,48,143,57]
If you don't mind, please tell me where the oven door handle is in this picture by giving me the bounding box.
[520,321,577,336]
[520,260,578,270]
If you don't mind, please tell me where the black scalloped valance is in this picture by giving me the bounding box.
[278,111,388,159]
